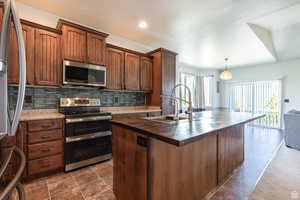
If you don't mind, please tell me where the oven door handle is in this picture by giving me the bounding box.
[65,131,112,143]
[66,116,112,124]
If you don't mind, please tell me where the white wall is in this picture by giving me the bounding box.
[16,2,154,53]
[178,63,220,108]
[220,58,300,114]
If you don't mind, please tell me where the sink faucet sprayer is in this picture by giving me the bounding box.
[161,84,193,121]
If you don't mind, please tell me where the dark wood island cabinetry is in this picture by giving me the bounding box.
[112,111,264,200]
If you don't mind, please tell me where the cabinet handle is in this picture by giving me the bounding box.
[41,125,51,129]
[41,136,51,139]
[40,148,50,153]
[41,164,50,168]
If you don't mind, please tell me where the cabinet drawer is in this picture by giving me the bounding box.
[28,140,63,160]
[28,129,63,144]
[28,154,63,176]
[28,119,63,132]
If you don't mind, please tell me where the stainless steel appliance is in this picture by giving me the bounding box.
[63,60,106,87]
[0,0,26,199]
[59,98,112,172]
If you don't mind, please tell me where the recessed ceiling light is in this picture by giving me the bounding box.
[138,21,148,29]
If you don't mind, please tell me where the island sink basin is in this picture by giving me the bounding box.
[145,115,191,124]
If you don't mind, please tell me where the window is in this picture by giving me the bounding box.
[229,80,282,128]
[203,76,212,107]
[180,73,196,109]
[179,72,214,111]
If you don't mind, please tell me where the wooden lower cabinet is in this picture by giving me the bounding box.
[28,154,63,176]
[112,125,147,200]
[26,119,64,179]
[0,119,64,182]
[218,124,245,184]
[112,124,245,200]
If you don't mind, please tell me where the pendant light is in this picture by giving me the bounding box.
[220,58,232,80]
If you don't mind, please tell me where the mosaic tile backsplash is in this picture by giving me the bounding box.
[8,86,147,110]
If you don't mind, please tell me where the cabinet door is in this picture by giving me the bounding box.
[124,53,140,91]
[62,25,86,62]
[106,48,124,90]
[218,125,244,184]
[140,57,153,91]
[112,125,147,200]
[8,24,35,85]
[161,51,176,115]
[35,29,61,86]
[87,32,106,65]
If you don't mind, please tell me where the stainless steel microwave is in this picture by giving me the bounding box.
[63,60,106,87]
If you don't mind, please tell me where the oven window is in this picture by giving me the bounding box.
[65,66,105,85]
[65,120,111,137]
[65,135,112,165]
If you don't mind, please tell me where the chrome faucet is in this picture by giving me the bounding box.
[161,84,193,121]
[171,84,193,121]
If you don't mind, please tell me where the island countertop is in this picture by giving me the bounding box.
[111,111,265,146]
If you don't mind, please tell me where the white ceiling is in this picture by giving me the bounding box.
[16,0,300,69]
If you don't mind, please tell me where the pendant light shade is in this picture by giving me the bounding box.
[220,58,232,80]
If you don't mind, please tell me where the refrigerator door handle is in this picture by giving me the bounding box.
[0,0,26,137]
[9,0,27,136]
[0,0,12,138]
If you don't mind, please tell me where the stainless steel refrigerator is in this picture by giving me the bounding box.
[0,0,26,199]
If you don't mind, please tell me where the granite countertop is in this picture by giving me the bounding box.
[19,109,65,121]
[102,106,161,115]
[16,106,161,121]
[111,111,265,146]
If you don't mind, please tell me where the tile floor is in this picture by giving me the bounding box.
[11,125,283,200]
[15,160,115,200]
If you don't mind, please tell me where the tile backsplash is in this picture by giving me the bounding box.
[9,86,147,110]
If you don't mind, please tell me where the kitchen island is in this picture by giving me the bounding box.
[111,111,264,200]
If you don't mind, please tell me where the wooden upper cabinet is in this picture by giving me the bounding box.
[140,57,153,91]
[106,48,124,90]
[62,25,86,62]
[8,24,35,85]
[124,53,140,91]
[87,32,106,65]
[35,29,61,86]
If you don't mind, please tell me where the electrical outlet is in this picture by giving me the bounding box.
[25,95,32,103]
[114,96,119,104]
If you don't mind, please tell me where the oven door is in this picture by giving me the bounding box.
[63,60,106,87]
[65,133,112,171]
[65,115,112,138]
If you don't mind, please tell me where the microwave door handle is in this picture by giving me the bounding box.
[0,0,12,138]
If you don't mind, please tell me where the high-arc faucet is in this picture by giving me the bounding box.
[170,84,193,121]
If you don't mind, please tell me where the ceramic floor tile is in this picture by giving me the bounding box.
[48,176,78,197]
[50,186,84,200]
[79,179,111,200]
[94,189,116,200]
[94,165,113,178]
[72,168,100,186]
[24,184,50,200]
[102,175,113,186]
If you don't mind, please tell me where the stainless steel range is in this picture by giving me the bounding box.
[59,98,112,172]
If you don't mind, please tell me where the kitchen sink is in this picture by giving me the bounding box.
[144,115,189,124]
